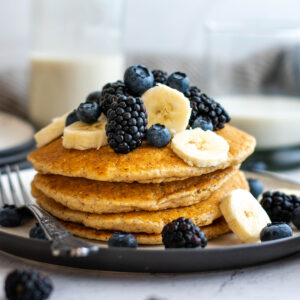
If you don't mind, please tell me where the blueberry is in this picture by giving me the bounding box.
[124,65,154,96]
[166,72,190,93]
[65,109,79,126]
[29,223,48,240]
[191,116,213,131]
[86,91,101,104]
[108,232,138,248]
[146,124,171,148]
[260,222,293,242]
[292,207,300,229]
[76,102,101,124]
[0,205,22,227]
[247,179,264,199]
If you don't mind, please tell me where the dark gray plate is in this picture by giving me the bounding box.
[0,170,300,273]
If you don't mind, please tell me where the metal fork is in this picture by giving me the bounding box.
[0,164,99,257]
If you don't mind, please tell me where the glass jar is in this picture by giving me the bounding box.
[29,0,124,128]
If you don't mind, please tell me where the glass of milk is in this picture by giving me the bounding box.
[29,0,125,128]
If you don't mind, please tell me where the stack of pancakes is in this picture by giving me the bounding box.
[28,125,255,245]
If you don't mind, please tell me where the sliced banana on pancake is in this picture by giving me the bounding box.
[220,189,271,243]
[171,128,229,167]
[142,84,191,135]
[34,112,69,148]
[63,117,107,150]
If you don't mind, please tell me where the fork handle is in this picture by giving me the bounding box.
[27,204,99,257]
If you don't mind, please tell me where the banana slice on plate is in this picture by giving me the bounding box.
[142,84,191,135]
[220,189,271,243]
[34,112,69,148]
[63,117,107,150]
[171,128,229,167]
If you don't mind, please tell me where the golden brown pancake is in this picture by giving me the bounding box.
[35,171,248,234]
[32,167,238,214]
[60,217,230,245]
[28,125,255,183]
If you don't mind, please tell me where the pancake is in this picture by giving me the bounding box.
[35,171,248,234]
[60,217,230,245]
[32,167,238,214]
[28,125,255,183]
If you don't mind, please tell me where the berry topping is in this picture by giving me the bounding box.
[247,179,264,199]
[108,232,138,248]
[162,217,207,248]
[261,191,300,223]
[86,91,101,104]
[260,222,293,242]
[106,95,148,154]
[291,207,300,229]
[191,116,214,131]
[5,269,53,300]
[124,65,154,96]
[99,80,128,115]
[146,124,171,148]
[65,109,79,127]
[29,223,48,240]
[166,72,190,93]
[0,205,22,227]
[184,88,231,130]
[152,69,168,85]
[76,102,101,124]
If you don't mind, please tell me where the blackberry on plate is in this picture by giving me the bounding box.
[247,179,264,199]
[29,223,48,240]
[261,191,300,223]
[124,65,154,96]
[146,123,171,148]
[99,80,128,115]
[65,109,79,126]
[108,232,138,248]
[166,72,190,93]
[152,69,168,85]
[76,102,101,124]
[106,95,148,154]
[260,222,293,242]
[162,217,207,248]
[5,269,53,300]
[185,87,231,130]
[191,116,213,131]
[0,205,22,227]
[86,91,101,104]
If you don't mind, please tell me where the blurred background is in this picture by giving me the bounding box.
[1,0,300,170]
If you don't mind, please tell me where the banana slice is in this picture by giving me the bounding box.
[63,117,107,150]
[142,84,191,135]
[171,128,229,167]
[220,189,271,243]
[34,112,69,148]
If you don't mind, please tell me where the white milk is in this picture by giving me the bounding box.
[218,95,300,150]
[29,53,124,128]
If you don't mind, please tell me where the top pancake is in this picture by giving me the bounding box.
[28,125,255,183]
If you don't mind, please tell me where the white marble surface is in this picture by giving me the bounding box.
[1,168,300,300]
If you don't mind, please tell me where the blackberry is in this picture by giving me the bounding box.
[162,217,207,248]
[29,223,48,240]
[5,269,53,300]
[261,191,300,223]
[152,69,168,85]
[184,87,231,130]
[106,95,148,154]
[99,80,129,115]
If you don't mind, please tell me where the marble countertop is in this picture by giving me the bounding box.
[1,168,300,300]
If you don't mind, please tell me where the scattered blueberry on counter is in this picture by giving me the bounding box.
[108,232,138,248]
[166,71,190,93]
[124,65,154,96]
[5,269,53,300]
[247,179,264,199]
[76,102,101,124]
[191,116,214,131]
[146,124,171,148]
[65,109,79,126]
[162,217,207,248]
[85,91,101,104]
[29,223,48,240]
[260,222,293,242]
